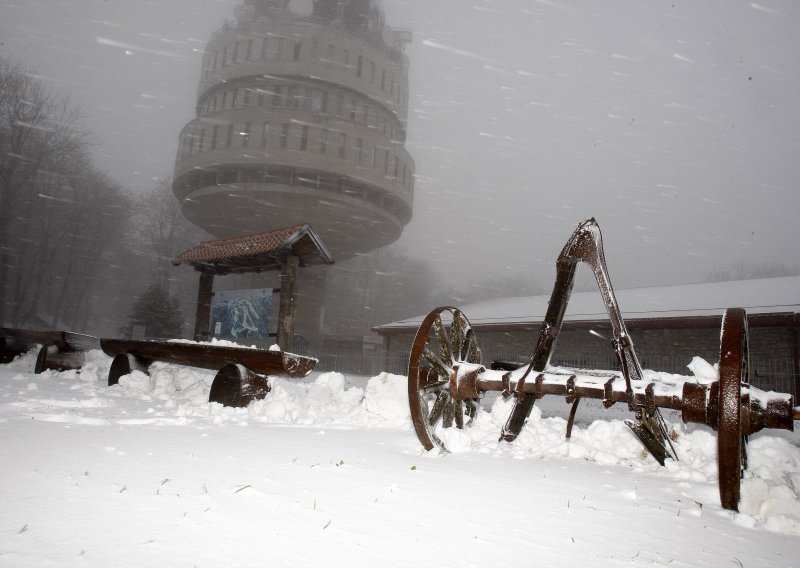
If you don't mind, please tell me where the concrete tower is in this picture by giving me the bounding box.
[172,0,414,260]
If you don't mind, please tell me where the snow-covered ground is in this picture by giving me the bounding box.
[1,349,799,567]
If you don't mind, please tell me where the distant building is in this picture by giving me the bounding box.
[375,276,800,397]
[173,0,413,257]
[172,0,414,347]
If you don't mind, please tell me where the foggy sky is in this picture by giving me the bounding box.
[3,0,799,294]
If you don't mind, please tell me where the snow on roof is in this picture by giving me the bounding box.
[376,276,800,332]
[171,224,334,274]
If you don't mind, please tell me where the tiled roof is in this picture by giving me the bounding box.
[173,224,306,264]
[172,224,333,274]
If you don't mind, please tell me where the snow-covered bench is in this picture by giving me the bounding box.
[0,327,99,372]
[100,338,317,407]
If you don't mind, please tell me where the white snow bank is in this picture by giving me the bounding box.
[1,352,799,539]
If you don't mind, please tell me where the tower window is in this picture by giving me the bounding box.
[276,38,285,59]
[293,40,301,61]
[280,123,290,149]
[273,86,284,107]
[226,123,234,148]
[261,37,269,60]
[242,122,251,147]
[246,39,254,61]
[287,86,298,108]
[261,123,270,148]
[211,125,219,149]
[300,126,309,151]
[320,129,328,154]
[339,133,346,158]
[357,55,363,78]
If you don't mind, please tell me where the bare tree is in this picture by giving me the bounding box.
[133,178,186,290]
[706,261,799,283]
[324,248,439,337]
[0,56,131,331]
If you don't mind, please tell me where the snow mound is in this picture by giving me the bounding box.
[2,352,799,536]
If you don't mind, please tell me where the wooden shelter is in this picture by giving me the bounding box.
[172,224,333,348]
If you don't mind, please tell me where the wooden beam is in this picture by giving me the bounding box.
[791,314,800,398]
[277,254,299,351]
[194,270,215,341]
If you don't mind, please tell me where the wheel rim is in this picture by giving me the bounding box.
[407,307,480,451]
[717,308,750,511]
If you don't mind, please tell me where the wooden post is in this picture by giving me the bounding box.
[792,314,800,398]
[194,269,215,342]
[277,254,299,351]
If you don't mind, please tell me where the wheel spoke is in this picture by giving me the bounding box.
[454,399,464,429]
[442,398,455,428]
[464,330,480,363]
[422,347,450,379]
[422,378,449,392]
[450,311,467,361]
[432,315,454,367]
[428,391,448,426]
[465,399,478,423]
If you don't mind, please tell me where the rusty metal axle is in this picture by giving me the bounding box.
[407,219,797,512]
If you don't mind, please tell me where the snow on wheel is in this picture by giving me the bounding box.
[717,308,750,512]
[407,307,481,451]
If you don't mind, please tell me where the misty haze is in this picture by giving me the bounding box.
[2,1,800,566]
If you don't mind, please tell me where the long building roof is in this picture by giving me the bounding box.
[375,275,800,334]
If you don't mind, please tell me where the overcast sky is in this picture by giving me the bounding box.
[2,0,799,293]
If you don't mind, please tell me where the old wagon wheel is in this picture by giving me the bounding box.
[408,307,481,451]
[717,308,750,511]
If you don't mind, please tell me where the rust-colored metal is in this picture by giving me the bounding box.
[407,218,798,511]
[408,306,480,451]
[717,308,748,511]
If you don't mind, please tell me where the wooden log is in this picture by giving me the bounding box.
[209,363,272,407]
[1,328,99,371]
[107,353,153,386]
[100,338,316,378]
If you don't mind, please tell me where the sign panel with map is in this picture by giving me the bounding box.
[210,288,272,340]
